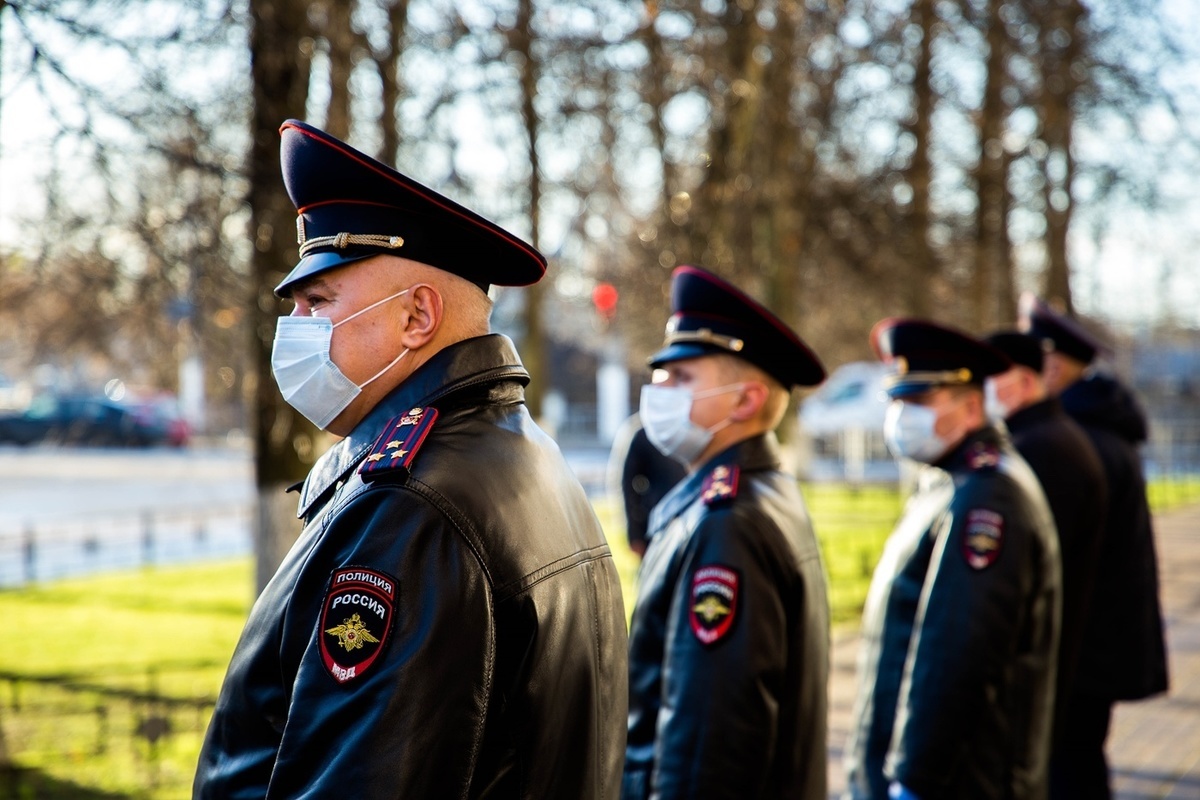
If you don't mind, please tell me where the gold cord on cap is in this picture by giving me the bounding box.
[296,216,404,256]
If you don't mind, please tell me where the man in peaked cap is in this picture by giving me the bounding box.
[844,318,1060,800]
[1019,294,1168,800]
[196,120,628,799]
[983,331,1108,776]
[622,265,831,800]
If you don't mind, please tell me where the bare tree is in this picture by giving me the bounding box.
[247,0,314,588]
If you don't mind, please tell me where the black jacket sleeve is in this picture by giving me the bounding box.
[652,506,790,799]
[265,485,495,799]
[886,475,1038,795]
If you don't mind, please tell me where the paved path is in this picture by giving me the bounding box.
[826,503,1200,799]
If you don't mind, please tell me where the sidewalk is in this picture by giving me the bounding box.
[825,502,1200,799]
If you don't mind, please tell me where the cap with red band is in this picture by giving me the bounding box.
[274,119,546,297]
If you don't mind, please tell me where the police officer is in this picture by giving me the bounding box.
[195,120,628,798]
[983,331,1108,760]
[623,265,830,800]
[614,416,687,557]
[844,318,1060,800]
[1020,294,1169,800]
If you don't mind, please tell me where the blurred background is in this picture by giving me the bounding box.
[0,0,1198,797]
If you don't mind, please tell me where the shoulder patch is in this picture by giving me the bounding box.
[359,406,439,483]
[701,464,740,506]
[962,508,1005,570]
[966,442,1001,471]
[689,564,739,645]
[319,566,398,684]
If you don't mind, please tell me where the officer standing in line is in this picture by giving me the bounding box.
[983,331,1108,760]
[611,415,687,558]
[1020,294,1169,800]
[195,120,628,798]
[844,319,1061,800]
[623,265,830,800]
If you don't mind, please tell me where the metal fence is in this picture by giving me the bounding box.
[0,505,252,589]
[0,666,217,798]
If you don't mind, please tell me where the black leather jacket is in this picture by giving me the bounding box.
[195,334,628,799]
[624,433,830,800]
[844,425,1061,800]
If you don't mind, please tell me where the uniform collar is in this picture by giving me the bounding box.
[296,334,528,519]
[1004,396,1062,432]
[935,422,1007,473]
[647,432,782,536]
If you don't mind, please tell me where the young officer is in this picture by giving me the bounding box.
[195,120,628,799]
[623,265,830,800]
[844,318,1061,800]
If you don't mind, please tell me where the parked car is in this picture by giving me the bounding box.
[126,394,191,448]
[0,394,179,447]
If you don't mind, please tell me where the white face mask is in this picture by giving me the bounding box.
[271,287,412,430]
[883,400,952,464]
[983,379,1011,421]
[639,382,742,466]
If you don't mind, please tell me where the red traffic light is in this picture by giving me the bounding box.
[592,282,619,320]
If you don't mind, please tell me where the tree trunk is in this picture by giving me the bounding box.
[906,0,937,318]
[970,0,1010,332]
[321,0,355,140]
[376,0,409,163]
[511,0,545,421]
[249,0,314,591]
[1040,0,1084,313]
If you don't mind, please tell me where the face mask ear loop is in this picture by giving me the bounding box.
[331,287,411,328]
[359,348,411,390]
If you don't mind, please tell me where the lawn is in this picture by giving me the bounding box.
[0,475,1194,798]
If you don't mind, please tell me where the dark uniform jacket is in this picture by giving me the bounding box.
[623,433,830,800]
[1004,398,1107,743]
[195,334,628,800]
[1060,374,1169,701]
[845,425,1061,800]
[621,425,687,552]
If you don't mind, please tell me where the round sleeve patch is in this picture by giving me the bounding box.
[319,566,398,684]
[689,565,739,645]
[962,509,1005,570]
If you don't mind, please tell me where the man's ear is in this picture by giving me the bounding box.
[397,284,443,349]
[730,380,768,423]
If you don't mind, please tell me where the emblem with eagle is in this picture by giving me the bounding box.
[325,613,380,652]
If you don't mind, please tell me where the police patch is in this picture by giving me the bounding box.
[963,509,1005,570]
[689,565,739,645]
[319,566,397,684]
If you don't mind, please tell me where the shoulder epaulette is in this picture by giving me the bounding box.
[359,406,439,483]
[701,464,740,506]
[966,442,1001,471]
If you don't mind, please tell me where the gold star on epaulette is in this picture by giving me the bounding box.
[366,453,385,462]
[385,440,403,450]
[390,449,408,459]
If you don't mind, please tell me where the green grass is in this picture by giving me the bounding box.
[0,560,254,799]
[0,477,1194,798]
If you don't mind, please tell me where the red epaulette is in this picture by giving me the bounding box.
[701,464,740,506]
[359,406,439,483]
[966,442,1001,471]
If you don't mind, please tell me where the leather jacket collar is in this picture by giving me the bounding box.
[296,334,529,518]
[647,432,782,537]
